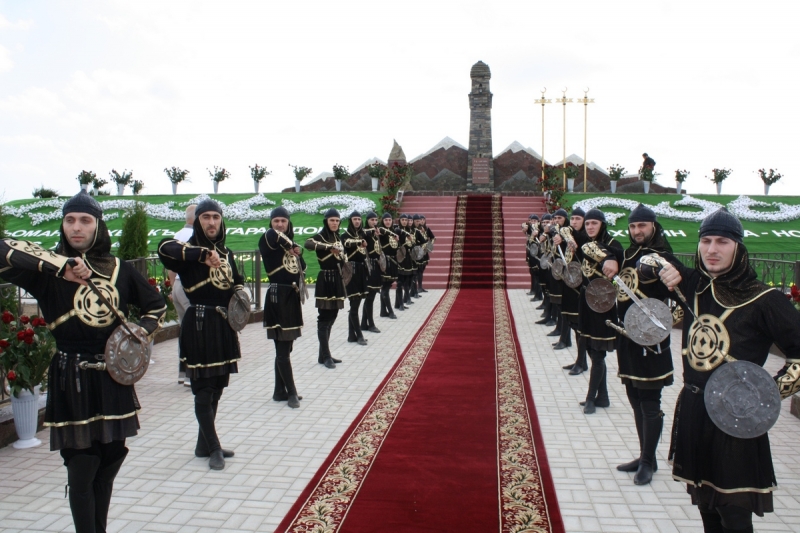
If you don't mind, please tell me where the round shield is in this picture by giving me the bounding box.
[563,262,583,288]
[623,298,672,346]
[616,267,639,302]
[527,242,539,259]
[539,254,551,269]
[705,360,781,439]
[412,245,425,261]
[551,258,566,280]
[427,241,434,252]
[378,253,387,273]
[396,245,407,264]
[104,322,151,386]
[586,278,617,313]
[341,261,353,287]
[686,314,730,372]
[227,290,251,332]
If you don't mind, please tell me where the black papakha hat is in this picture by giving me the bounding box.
[699,208,743,243]
[196,198,223,217]
[628,203,656,223]
[382,212,393,220]
[323,208,341,220]
[553,208,568,219]
[529,214,539,220]
[365,211,378,220]
[542,214,552,221]
[399,213,409,219]
[571,207,586,218]
[270,206,291,220]
[584,209,606,223]
[412,214,421,220]
[63,190,103,219]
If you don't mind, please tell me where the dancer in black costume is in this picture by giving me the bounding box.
[534,214,554,324]
[258,206,305,409]
[378,213,399,319]
[553,208,587,351]
[523,214,543,300]
[342,211,369,345]
[159,198,244,471]
[361,212,383,333]
[545,209,568,336]
[1,191,166,532]
[304,209,346,369]
[657,208,800,533]
[418,215,435,292]
[394,214,415,310]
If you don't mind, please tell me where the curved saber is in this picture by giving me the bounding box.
[605,320,658,354]
[613,275,667,331]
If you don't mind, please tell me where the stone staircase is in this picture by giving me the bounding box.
[501,196,548,289]
[398,196,458,289]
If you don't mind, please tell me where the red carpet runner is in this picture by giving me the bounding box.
[276,195,564,533]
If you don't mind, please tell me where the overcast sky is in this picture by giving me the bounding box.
[1,1,798,202]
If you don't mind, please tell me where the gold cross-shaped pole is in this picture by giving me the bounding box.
[576,88,595,192]
[554,87,573,189]
[534,87,552,183]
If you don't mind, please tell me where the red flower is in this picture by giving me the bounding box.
[31,317,47,328]
[0,339,9,348]
[24,328,34,338]
[16,331,26,341]
[164,280,171,287]
[148,278,157,286]
[19,315,30,324]
[23,336,34,345]
[1,311,13,324]
[6,370,15,380]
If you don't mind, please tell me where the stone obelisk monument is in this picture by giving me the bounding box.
[467,60,494,191]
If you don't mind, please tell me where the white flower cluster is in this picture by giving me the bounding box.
[727,196,800,223]
[5,194,374,226]
[280,195,376,217]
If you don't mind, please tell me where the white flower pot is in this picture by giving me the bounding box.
[254,181,260,194]
[567,178,575,192]
[80,183,89,192]
[643,181,650,194]
[676,181,683,195]
[172,182,178,195]
[764,183,770,196]
[213,182,219,194]
[11,386,42,449]
[610,181,617,193]
[335,180,342,192]
[117,183,125,196]
[371,177,379,191]
[716,183,722,195]
[295,179,301,193]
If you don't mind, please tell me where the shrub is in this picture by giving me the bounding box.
[32,186,59,198]
[117,203,149,260]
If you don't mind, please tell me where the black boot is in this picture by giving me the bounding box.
[395,285,406,310]
[195,390,224,470]
[547,312,562,337]
[617,400,644,472]
[381,287,397,319]
[66,454,101,533]
[94,447,128,533]
[583,350,606,414]
[273,358,287,400]
[362,290,379,331]
[418,270,427,292]
[553,322,573,350]
[568,335,588,374]
[348,300,367,345]
[275,341,301,409]
[536,293,547,310]
[634,408,663,485]
[404,279,415,304]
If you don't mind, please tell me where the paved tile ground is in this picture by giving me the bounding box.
[1,289,799,532]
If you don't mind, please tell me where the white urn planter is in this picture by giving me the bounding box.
[253,181,260,194]
[764,183,771,195]
[610,181,617,193]
[116,183,125,196]
[716,183,723,195]
[371,177,379,192]
[213,182,219,194]
[295,180,301,193]
[172,182,178,195]
[80,183,90,192]
[676,181,683,195]
[335,180,342,192]
[11,386,42,449]
[567,178,575,192]
[643,181,651,194]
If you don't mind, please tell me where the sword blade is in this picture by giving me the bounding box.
[613,275,667,331]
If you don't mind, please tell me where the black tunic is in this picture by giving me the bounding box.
[0,239,166,450]
[577,238,622,351]
[364,227,384,290]
[395,225,415,276]
[343,226,369,298]
[379,226,399,282]
[258,229,305,341]
[668,260,800,515]
[158,233,244,380]
[304,229,346,309]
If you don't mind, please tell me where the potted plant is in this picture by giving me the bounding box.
[707,168,732,195]
[208,166,230,194]
[367,163,386,192]
[131,179,145,195]
[607,164,625,194]
[675,169,689,195]
[638,166,654,194]
[0,310,55,448]
[332,163,350,192]
[91,176,109,196]
[110,169,133,196]
[290,164,313,193]
[563,165,580,193]
[164,166,190,194]
[758,168,782,196]
[249,164,271,194]
[77,170,95,192]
